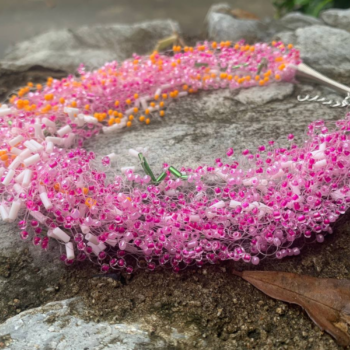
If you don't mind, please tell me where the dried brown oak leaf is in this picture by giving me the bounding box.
[233,270,350,347]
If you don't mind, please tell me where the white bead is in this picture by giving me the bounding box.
[85,233,99,245]
[30,140,44,152]
[0,108,12,117]
[8,135,24,147]
[22,169,33,187]
[24,154,40,167]
[80,224,90,234]
[13,183,24,194]
[229,200,242,208]
[128,149,139,158]
[87,242,106,255]
[52,227,70,242]
[42,118,57,131]
[9,200,21,221]
[40,192,53,209]
[0,204,10,222]
[107,153,117,161]
[210,200,225,209]
[65,242,75,260]
[2,169,15,185]
[45,137,62,145]
[18,149,32,160]
[8,158,22,170]
[30,210,47,223]
[24,140,38,153]
[45,141,54,153]
[10,147,22,155]
[57,125,72,137]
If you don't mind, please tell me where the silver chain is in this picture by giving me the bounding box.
[297,92,350,108]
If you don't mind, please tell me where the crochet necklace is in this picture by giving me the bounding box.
[1,40,349,273]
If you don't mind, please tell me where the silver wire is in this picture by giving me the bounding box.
[297,92,350,108]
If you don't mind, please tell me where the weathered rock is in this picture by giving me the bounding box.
[234,82,294,105]
[206,5,321,44]
[206,4,261,43]
[321,9,350,32]
[279,12,321,30]
[0,298,188,349]
[277,25,350,82]
[1,20,180,73]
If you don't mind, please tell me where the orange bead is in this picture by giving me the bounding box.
[278,64,286,71]
[145,118,150,125]
[17,100,24,109]
[134,93,139,99]
[160,110,165,117]
[59,97,65,104]
[259,80,265,86]
[126,99,131,105]
[85,197,96,208]
[159,101,165,108]
[44,94,53,101]
[108,118,115,126]
[0,154,8,161]
[115,118,121,124]
[36,84,43,90]
[139,115,145,122]
[150,102,156,107]
[85,104,90,110]
[162,93,168,99]
[82,187,89,195]
[114,100,120,107]
[71,101,77,107]
[145,109,150,115]
[129,115,134,121]
[287,44,293,50]
[126,121,132,127]
[211,42,217,49]
[275,74,281,80]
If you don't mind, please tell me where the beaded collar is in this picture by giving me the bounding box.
[1,40,347,273]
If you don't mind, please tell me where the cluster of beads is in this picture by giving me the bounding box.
[1,40,340,273]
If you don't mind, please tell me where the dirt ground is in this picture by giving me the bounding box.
[1,208,350,349]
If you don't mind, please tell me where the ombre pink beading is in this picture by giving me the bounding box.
[1,40,346,273]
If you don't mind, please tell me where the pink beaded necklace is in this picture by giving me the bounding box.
[0,40,348,273]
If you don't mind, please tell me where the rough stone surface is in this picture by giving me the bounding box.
[0,14,350,350]
[0,298,188,349]
[206,5,322,44]
[321,9,350,32]
[206,5,261,43]
[234,82,294,105]
[1,20,180,73]
[279,12,322,30]
[277,25,350,83]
